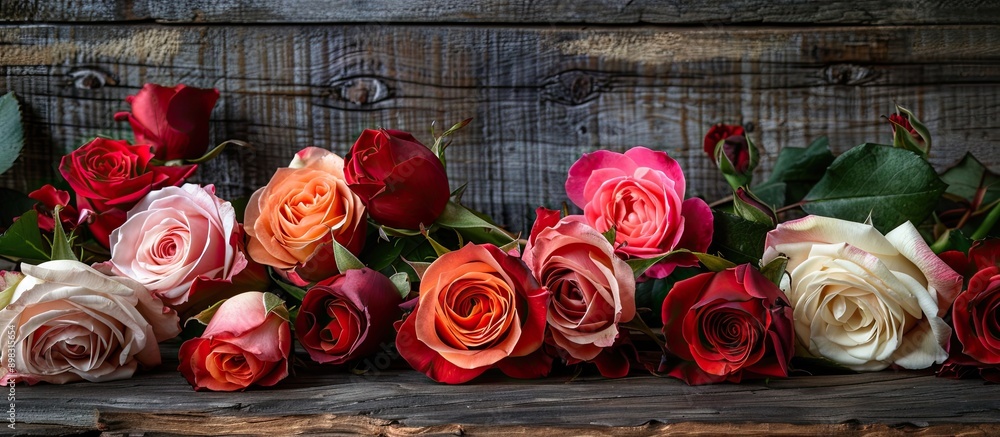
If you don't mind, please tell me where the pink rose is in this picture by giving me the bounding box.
[565,147,713,278]
[0,261,179,385]
[523,207,636,377]
[108,184,262,314]
[178,292,291,391]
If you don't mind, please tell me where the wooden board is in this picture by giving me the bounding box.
[2,24,999,232]
[9,343,1000,436]
[3,0,1000,24]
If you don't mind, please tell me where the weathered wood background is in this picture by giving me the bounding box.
[3,2,1000,434]
[2,1,1000,232]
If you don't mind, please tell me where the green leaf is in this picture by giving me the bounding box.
[186,299,227,326]
[360,234,407,272]
[498,236,521,255]
[709,211,771,265]
[759,256,788,287]
[0,272,24,310]
[403,258,433,281]
[333,238,365,272]
[263,292,289,321]
[0,92,24,176]
[626,249,735,279]
[435,200,515,246]
[940,153,1000,209]
[0,211,50,263]
[268,267,307,301]
[753,137,835,209]
[389,272,411,299]
[186,140,251,164]
[49,206,77,261]
[420,228,452,257]
[802,144,946,233]
[602,227,617,247]
[634,267,700,315]
[930,228,972,254]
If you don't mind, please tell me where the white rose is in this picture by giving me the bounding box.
[0,260,180,384]
[762,216,962,371]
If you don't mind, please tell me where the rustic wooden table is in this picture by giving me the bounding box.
[11,344,1000,436]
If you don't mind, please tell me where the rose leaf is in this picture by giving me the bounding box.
[0,92,24,176]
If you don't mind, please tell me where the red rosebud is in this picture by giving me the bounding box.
[28,185,78,233]
[114,84,220,161]
[661,264,794,385]
[295,268,403,365]
[344,129,450,230]
[58,137,196,246]
[703,123,745,163]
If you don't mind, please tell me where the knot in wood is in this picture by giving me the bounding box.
[542,70,609,106]
[821,64,879,86]
[68,68,118,90]
[330,77,391,106]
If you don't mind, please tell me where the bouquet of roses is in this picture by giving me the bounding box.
[0,83,996,391]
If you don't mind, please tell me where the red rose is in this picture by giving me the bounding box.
[941,239,1000,380]
[661,264,794,385]
[115,83,220,161]
[395,243,550,384]
[344,129,450,230]
[295,268,402,365]
[58,138,196,246]
[702,123,745,162]
[28,184,79,233]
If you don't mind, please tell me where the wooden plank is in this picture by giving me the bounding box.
[2,24,999,232]
[3,0,1000,24]
[10,344,1000,435]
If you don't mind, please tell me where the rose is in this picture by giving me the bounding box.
[565,147,713,278]
[937,239,1000,381]
[396,243,549,384]
[59,137,196,247]
[523,207,635,376]
[245,147,367,284]
[702,123,745,160]
[0,271,23,307]
[0,260,179,385]
[114,83,220,161]
[344,129,450,230]
[107,184,255,312]
[28,185,79,233]
[295,268,402,365]
[762,215,962,371]
[178,292,291,391]
[660,264,794,385]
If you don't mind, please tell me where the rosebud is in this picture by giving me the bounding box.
[734,187,777,227]
[704,124,759,190]
[28,185,79,233]
[886,104,931,157]
[703,123,745,160]
[114,83,220,161]
[344,129,450,230]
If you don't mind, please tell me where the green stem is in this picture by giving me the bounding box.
[971,201,1000,240]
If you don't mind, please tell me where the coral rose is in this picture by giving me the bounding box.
[396,243,549,384]
[178,291,291,391]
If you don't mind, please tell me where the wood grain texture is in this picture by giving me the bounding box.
[1,24,1000,232]
[9,344,1000,435]
[3,0,1000,24]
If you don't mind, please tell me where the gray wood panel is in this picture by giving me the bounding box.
[3,0,1000,24]
[10,344,1000,435]
[2,24,999,232]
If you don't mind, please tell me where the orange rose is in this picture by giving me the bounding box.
[245,147,367,283]
[396,244,550,384]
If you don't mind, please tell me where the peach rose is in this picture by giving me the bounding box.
[178,291,291,391]
[245,147,367,283]
[0,261,179,384]
[523,207,636,376]
[396,244,550,384]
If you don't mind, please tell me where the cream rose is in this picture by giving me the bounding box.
[0,261,180,384]
[762,216,962,371]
